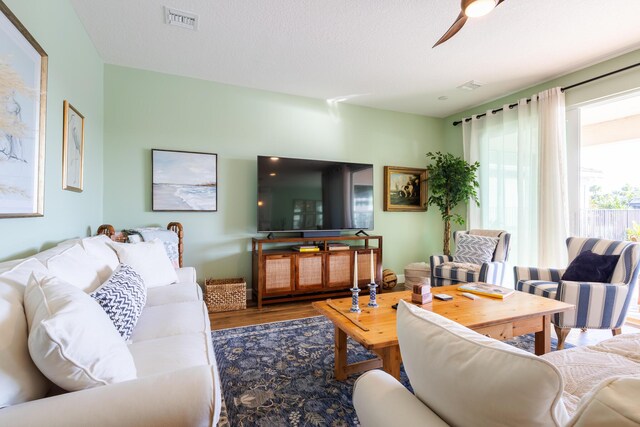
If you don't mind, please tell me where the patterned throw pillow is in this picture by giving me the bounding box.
[90,264,146,341]
[453,234,499,266]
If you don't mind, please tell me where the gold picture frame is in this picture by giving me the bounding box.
[62,100,85,192]
[383,166,428,212]
[0,1,48,217]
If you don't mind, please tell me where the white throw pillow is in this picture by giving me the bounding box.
[453,233,499,265]
[0,259,51,408]
[45,244,102,292]
[110,239,178,288]
[81,235,120,282]
[396,300,569,427]
[24,273,137,391]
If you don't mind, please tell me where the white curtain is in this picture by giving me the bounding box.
[537,88,570,267]
[463,87,569,270]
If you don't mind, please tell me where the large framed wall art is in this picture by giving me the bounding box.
[152,149,218,211]
[383,166,428,212]
[0,1,48,217]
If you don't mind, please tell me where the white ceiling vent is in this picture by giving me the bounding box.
[457,80,484,91]
[164,7,198,30]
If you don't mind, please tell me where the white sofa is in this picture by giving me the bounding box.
[353,301,640,427]
[0,235,221,426]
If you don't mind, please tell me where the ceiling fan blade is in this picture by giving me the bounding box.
[432,11,468,48]
[496,0,506,6]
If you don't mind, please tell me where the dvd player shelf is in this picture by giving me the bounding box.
[251,235,383,308]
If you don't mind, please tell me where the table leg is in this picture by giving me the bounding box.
[535,315,551,355]
[334,327,348,381]
[379,345,402,380]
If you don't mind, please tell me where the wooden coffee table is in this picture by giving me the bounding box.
[312,285,574,381]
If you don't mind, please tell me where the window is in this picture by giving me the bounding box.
[568,91,640,319]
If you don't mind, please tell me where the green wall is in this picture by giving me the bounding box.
[0,0,104,261]
[103,65,446,281]
[444,49,640,153]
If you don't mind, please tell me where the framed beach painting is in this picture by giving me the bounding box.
[62,101,84,192]
[0,1,48,217]
[383,166,427,212]
[152,149,217,211]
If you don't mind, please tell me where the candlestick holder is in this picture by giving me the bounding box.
[349,286,361,313]
[367,283,379,307]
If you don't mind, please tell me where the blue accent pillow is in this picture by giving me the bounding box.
[561,250,620,283]
[90,263,147,341]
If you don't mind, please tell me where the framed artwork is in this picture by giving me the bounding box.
[62,101,84,192]
[152,149,217,211]
[383,166,428,212]
[0,1,48,217]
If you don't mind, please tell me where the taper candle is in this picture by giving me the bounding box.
[353,251,358,286]
[370,250,374,283]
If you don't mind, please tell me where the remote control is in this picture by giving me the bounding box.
[461,292,479,300]
[434,294,453,301]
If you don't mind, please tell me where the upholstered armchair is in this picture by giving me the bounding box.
[430,230,511,286]
[514,237,640,349]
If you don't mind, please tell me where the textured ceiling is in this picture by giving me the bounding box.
[70,0,640,118]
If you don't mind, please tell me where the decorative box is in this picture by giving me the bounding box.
[204,277,246,313]
[412,283,433,304]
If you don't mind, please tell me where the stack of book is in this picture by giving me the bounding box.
[291,245,319,252]
[327,243,350,251]
[412,283,433,304]
[457,282,515,299]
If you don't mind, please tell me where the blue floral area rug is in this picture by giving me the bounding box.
[211,316,570,427]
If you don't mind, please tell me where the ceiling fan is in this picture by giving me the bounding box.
[433,0,505,48]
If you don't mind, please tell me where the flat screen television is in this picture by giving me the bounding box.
[257,156,374,233]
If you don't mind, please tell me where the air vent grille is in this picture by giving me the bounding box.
[457,80,484,91]
[165,7,198,30]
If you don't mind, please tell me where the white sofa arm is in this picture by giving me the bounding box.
[353,370,449,427]
[175,266,197,283]
[0,365,220,427]
[567,376,640,426]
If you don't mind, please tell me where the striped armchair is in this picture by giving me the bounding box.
[515,237,640,349]
[430,230,511,287]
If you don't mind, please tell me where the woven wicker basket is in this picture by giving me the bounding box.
[204,278,246,313]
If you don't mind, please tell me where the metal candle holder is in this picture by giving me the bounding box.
[350,286,361,313]
[367,283,378,307]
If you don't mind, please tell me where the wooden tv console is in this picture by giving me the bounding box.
[251,235,383,309]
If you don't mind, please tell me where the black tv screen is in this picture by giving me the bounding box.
[257,156,374,232]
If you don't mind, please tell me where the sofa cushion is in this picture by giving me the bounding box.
[128,332,214,377]
[90,264,147,341]
[453,233,499,265]
[129,301,209,343]
[0,259,51,408]
[43,244,102,292]
[562,250,620,283]
[146,282,202,307]
[24,274,137,391]
[397,300,569,427]
[110,239,178,288]
[80,235,119,282]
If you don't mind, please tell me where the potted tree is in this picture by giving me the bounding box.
[426,152,480,256]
